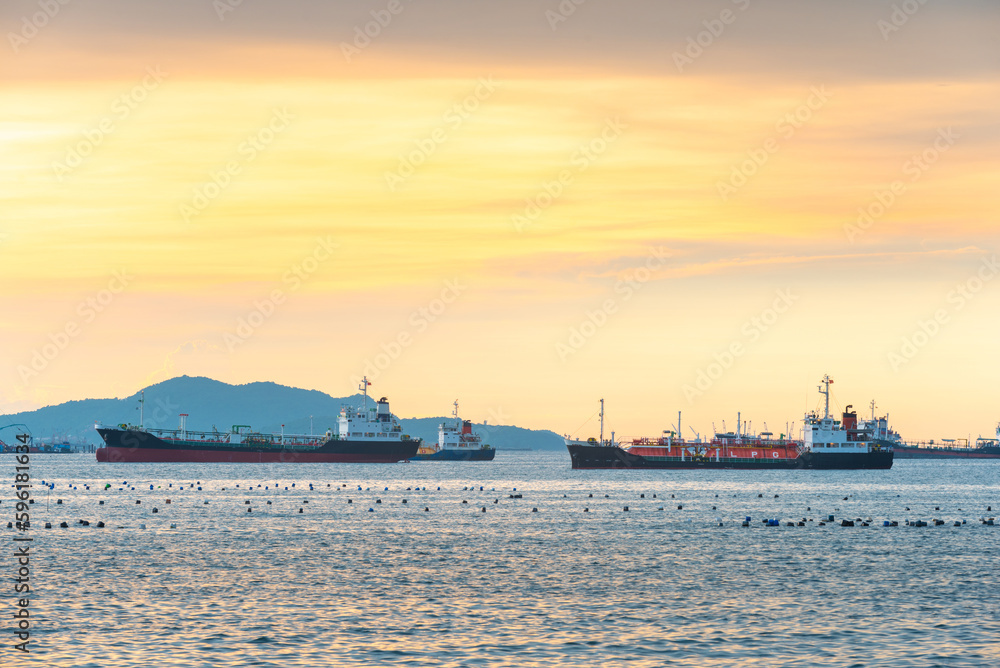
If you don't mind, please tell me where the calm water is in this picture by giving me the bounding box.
[5,452,1000,667]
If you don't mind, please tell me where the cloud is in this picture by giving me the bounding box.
[4,0,997,82]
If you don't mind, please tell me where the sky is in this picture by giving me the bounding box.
[2,0,999,442]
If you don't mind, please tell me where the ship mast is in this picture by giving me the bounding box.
[819,375,832,419]
[138,390,145,428]
[599,398,604,446]
[359,376,370,410]
[453,400,459,419]
[870,399,877,421]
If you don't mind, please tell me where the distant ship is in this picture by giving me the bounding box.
[863,411,1000,459]
[95,378,419,463]
[412,401,496,461]
[566,376,893,470]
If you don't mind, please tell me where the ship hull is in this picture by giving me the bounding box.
[801,450,894,469]
[96,428,418,463]
[411,448,496,461]
[890,444,1000,459]
[567,444,804,469]
[567,444,893,470]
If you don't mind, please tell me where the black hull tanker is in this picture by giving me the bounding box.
[96,379,419,464]
[96,426,418,463]
[862,412,1000,459]
[566,376,893,471]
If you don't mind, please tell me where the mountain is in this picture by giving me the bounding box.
[0,376,564,450]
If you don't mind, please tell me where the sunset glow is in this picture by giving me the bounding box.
[3,0,999,442]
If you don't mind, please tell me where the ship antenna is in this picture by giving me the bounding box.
[870,399,877,421]
[819,375,832,419]
[359,376,370,410]
[454,400,459,419]
[599,398,604,446]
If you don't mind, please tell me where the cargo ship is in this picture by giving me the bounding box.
[566,376,893,470]
[95,378,420,463]
[411,401,496,461]
[863,411,1000,459]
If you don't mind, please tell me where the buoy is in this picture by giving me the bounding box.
[245,500,250,505]
[678,505,683,510]
[493,499,498,504]
[384,487,388,491]
[247,508,252,513]
[532,508,538,513]
[712,506,716,510]
[584,508,589,512]
[462,500,468,504]
[152,508,158,513]
[266,501,272,505]
[99,500,105,505]
[299,508,304,514]
[623,506,629,512]
[166,499,171,504]
[44,522,52,529]
[588,493,593,498]
[204,501,209,505]
[376,499,382,504]
[348,499,352,504]
[368,508,374,512]
[424,507,429,511]
[170,523,176,528]
[57,499,63,505]
[60,522,69,528]
[640,494,645,498]
[481,507,486,512]
[402,499,407,504]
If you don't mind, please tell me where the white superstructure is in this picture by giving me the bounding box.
[435,401,486,452]
[802,375,875,455]
[334,377,409,443]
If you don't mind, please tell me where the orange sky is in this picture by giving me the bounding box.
[2,1,999,441]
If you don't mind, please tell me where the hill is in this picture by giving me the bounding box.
[0,376,564,450]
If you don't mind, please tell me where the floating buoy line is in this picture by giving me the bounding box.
[7,480,995,531]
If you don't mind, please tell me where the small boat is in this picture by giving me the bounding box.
[411,401,496,461]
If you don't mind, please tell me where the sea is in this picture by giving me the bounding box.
[5,451,999,667]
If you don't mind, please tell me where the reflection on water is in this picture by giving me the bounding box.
[7,453,1000,667]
